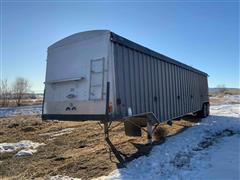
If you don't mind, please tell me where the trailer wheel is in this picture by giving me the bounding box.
[206,103,210,116]
[198,103,209,118]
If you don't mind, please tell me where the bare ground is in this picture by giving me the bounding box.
[0,114,200,180]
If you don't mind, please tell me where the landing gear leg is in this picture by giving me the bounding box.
[103,122,125,164]
[147,122,153,144]
[103,122,109,139]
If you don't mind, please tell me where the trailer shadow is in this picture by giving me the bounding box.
[115,141,165,169]
[115,114,240,169]
[115,114,201,167]
[122,139,165,163]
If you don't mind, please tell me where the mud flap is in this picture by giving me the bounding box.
[124,121,142,136]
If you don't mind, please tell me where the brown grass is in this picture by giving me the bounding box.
[209,89,240,97]
[0,98,42,107]
[0,115,200,180]
[153,126,168,141]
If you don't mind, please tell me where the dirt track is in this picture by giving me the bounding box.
[0,115,199,180]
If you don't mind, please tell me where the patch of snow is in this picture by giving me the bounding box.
[0,140,44,153]
[39,128,75,139]
[210,94,240,105]
[0,105,42,118]
[197,134,240,180]
[50,175,81,180]
[94,104,240,180]
[224,94,240,101]
[210,104,240,117]
[0,140,45,156]
[15,149,37,157]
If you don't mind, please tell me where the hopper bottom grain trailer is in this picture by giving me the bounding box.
[42,30,209,162]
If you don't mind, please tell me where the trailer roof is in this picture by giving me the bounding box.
[48,30,208,76]
[110,32,208,77]
[48,30,109,50]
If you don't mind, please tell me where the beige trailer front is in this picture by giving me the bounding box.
[42,30,209,122]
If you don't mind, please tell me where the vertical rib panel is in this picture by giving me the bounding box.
[114,43,120,100]
[143,54,149,112]
[147,56,152,113]
[129,49,137,114]
[162,62,167,120]
[177,67,181,116]
[184,69,187,113]
[134,51,140,113]
[118,45,126,116]
[172,65,177,117]
[151,57,156,114]
[175,65,179,116]
[181,69,185,114]
[153,58,157,116]
[186,70,190,113]
[123,47,130,111]
[193,73,196,111]
[194,72,197,111]
[168,64,173,118]
[172,65,176,117]
[156,60,161,120]
[113,42,208,120]
[170,65,174,117]
[190,71,193,112]
[157,60,160,119]
[126,48,132,109]
[196,73,199,110]
[137,52,141,113]
[141,53,146,112]
[166,63,171,120]
[176,66,180,116]
[158,61,164,120]
[183,69,186,114]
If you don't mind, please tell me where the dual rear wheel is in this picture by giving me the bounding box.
[198,103,210,118]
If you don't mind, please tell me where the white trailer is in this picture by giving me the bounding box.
[42,30,209,163]
[42,30,209,122]
[43,30,114,120]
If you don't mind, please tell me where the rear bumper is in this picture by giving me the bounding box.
[42,114,108,121]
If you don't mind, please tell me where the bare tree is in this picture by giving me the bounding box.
[12,77,31,106]
[217,84,227,94]
[0,79,11,107]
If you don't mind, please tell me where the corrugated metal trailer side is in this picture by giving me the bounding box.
[111,33,209,121]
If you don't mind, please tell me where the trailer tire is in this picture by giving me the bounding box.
[198,103,209,118]
[206,103,210,116]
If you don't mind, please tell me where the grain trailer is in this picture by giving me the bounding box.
[42,30,209,161]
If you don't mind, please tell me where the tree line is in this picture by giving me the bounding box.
[0,77,32,107]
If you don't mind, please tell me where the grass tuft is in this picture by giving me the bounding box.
[153,126,168,141]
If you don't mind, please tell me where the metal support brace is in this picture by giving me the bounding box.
[103,82,125,164]
[104,122,125,164]
[104,122,109,138]
[147,122,153,144]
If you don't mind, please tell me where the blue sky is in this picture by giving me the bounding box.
[1,1,239,92]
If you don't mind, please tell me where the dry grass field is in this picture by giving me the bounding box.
[0,98,43,108]
[0,114,199,180]
[1,90,238,179]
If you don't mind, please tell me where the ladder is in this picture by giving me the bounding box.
[89,57,105,100]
